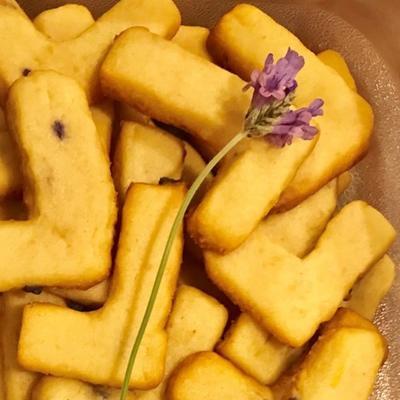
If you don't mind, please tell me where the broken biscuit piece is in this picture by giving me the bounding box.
[113,122,185,202]
[318,49,357,91]
[172,26,213,61]
[49,280,109,308]
[345,255,395,320]
[166,352,274,400]
[273,309,387,400]
[205,201,395,346]
[208,4,373,210]
[0,71,116,291]
[33,4,94,41]
[132,285,228,399]
[0,291,65,400]
[100,27,251,156]
[0,0,180,104]
[188,137,316,252]
[32,377,136,400]
[19,184,184,389]
[218,313,304,386]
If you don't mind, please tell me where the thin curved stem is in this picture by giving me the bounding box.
[119,131,247,399]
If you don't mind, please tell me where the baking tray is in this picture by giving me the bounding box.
[15,0,400,398]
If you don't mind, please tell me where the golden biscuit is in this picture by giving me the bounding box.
[33,4,94,41]
[216,182,338,384]
[345,255,395,320]
[166,352,274,400]
[188,137,316,252]
[118,103,153,126]
[273,310,387,400]
[49,280,109,307]
[100,27,251,156]
[19,183,184,389]
[113,122,184,202]
[318,49,357,91]
[30,5,114,307]
[33,6,115,154]
[132,285,228,399]
[90,100,115,153]
[32,377,136,400]
[172,26,213,61]
[0,0,180,104]
[217,185,393,385]
[208,4,373,210]
[0,71,116,291]
[0,291,65,400]
[0,108,21,196]
[205,201,395,346]
[336,170,352,194]
[0,5,114,198]
[218,313,304,386]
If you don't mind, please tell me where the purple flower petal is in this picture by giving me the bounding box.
[269,98,323,146]
[244,48,305,108]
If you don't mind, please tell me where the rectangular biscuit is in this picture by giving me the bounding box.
[132,285,228,399]
[187,137,316,252]
[205,201,395,346]
[0,291,65,400]
[166,352,274,400]
[100,27,251,156]
[113,122,185,202]
[273,310,387,400]
[208,4,374,210]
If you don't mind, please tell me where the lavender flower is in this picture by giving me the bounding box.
[267,99,324,147]
[244,49,324,147]
[245,48,305,108]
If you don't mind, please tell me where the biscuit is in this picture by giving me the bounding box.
[205,201,395,346]
[90,100,115,154]
[31,6,113,307]
[318,49,357,91]
[273,310,387,400]
[218,186,393,385]
[19,183,184,388]
[33,6,115,154]
[32,377,136,400]
[0,291,65,400]
[0,5,115,198]
[345,255,395,320]
[49,280,109,307]
[100,27,251,157]
[181,141,213,198]
[166,352,274,400]
[208,4,373,210]
[33,4,94,41]
[216,182,338,384]
[218,313,304,386]
[132,285,228,399]
[0,0,181,104]
[0,71,116,291]
[188,137,316,252]
[0,107,21,196]
[172,26,213,61]
[118,103,153,126]
[113,122,185,202]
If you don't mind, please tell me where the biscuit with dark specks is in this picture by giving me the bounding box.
[0,71,116,290]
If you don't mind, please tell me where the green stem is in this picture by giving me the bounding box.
[119,130,247,400]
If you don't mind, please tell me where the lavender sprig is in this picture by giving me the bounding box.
[119,49,324,400]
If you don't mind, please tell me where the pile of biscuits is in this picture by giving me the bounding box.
[0,1,396,400]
